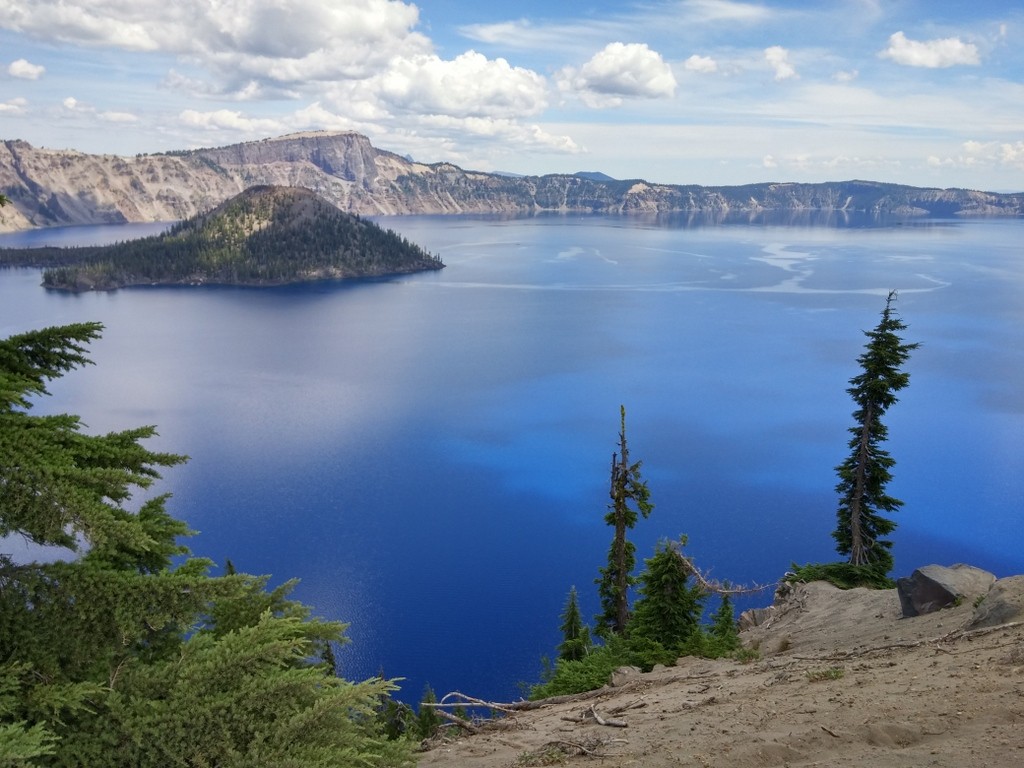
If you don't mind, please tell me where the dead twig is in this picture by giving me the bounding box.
[589,704,628,728]
[609,697,647,715]
[436,709,480,734]
[421,691,516,715]
[659,539,773,596]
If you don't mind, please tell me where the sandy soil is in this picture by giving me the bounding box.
[416,581,1024,767]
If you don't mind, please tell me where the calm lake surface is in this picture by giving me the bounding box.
[2,213,1022,703]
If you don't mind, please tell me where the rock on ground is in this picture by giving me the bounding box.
[897,563,996,617]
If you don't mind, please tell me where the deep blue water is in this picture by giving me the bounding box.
[2,214,1022,704]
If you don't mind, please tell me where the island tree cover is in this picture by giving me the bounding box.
[0,185,443,291]
[595,406,653,637]
[0,322,411,766]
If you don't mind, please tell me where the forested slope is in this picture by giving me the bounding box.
[0,185,444,291]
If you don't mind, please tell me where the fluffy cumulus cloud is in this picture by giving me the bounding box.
[0,0,431,91]
[560,42,676,107]
[880,31,980,68]
[684,54,718,74]
[8,58,45,79]
[377,51,548,118]
[0,0,578,160]
[764,46,797,81]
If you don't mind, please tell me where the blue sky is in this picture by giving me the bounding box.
[1,0,1022,189]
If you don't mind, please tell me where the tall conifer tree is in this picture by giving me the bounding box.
[833,291,919,574]
[596,406,653,636]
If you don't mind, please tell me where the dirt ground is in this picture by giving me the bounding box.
[416,581,1024,767]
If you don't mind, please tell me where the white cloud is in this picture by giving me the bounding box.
[100,111,138,123]
[764,46,797,81]
[377,51,548,118]
[179,108,285,134]
[0,97,27,114]
[681,0,773,24]
[684,55,718,74]
[458,18,621,54]
[414,114,582,154]
[559,43,676,107]
[61,96,136,124]
[0,0,431,92]
[762,154,777,168]
[880,31,980,68]
[833,69,858,83]
[951,139,1024,170]
[8,58,45,79]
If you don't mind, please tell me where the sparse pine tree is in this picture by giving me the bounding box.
[557,586,591,662]
[833,291,919,574]
[596,406,653,636]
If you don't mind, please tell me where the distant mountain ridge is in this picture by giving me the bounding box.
[1,131,1022,231]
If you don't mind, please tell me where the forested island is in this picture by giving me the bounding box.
[0,185,444,291]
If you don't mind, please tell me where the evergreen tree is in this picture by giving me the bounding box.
[556,586,591,662]
[595,406,653,636]
[628,538,704,651]
[709,591,740,653]
[833,291,919,574]
[414,684,442,739]
[0,323,412,767]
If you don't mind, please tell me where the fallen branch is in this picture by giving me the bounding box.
[437,709,480,734]
[609,697,647,715]
[589,704,628,728]
[421,691,516,715]
[655,538,773,596]
[541,738,629,758]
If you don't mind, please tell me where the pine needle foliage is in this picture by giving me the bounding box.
[556,586,592,662]
[0,323,412,767]
[595,406,653,637]
[833,291,919,574]
[628,538,704,652]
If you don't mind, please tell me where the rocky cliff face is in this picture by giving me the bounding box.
[2,131,1022,231]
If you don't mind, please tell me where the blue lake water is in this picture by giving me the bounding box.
[1,213,1022,704]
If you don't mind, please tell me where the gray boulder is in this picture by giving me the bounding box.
[738,606,775,631]
[897,564,995,618]
[969,575,1024,628]
[609,666,642,687]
